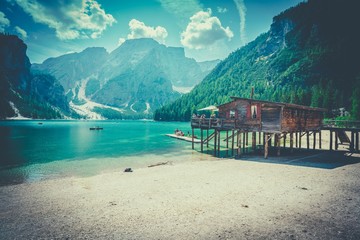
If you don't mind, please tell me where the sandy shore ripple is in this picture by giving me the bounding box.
[1,152,360,239]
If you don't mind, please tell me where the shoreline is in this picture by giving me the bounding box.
[1,152,360,239]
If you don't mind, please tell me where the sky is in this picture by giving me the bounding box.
[0,0,304,64]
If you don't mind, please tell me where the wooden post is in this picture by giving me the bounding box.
[299,131,302,149]
[207,129,209,148]
[356,131,359,152]
[330,130,333,151]
[226,131,229,149]
[283,133,286,149]
[245,132,249,153]
[350,131,355,152]
[313,131,316,150]
[252,132,256,151]
[237,131,242,156]
[306,131,310,150]
[319,131,322,149]
[231,130,235,156]
[263,133,265,151]
[295,132,298,148]
[290,132,294,153]
[335,131,338,150]
[243,132,246,154]
[264,133,269,159]
[217,130,221,157]
[214,130,217,156]
[192,128,194,150]
[277,134,281,156]
[258,132,261,145]
[200,129,203,153]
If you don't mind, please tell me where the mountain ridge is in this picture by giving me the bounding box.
[154,0,360,121]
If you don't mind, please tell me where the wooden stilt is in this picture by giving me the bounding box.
[277,134,281,156]
[237,131,242,156]
[263,133,265,151]
[335,131,338,150]
[242,132,246,154]
[226,131,229,149]
[319,131,322,149]
[330,130,333,151]
[283,133,286,149]
[350,131,355,152]
[217,130,221,157]
[231,130,235,156]
[306,131,310,150]
[264,133,269,159]
[252,132,256,151]
[290,132,294,153]
[213,130,217,156]
[356,131,359,152]
[207,129,209,148]
[299,131,302,149]
[192,128,194,150]
[245,132,249,153]
[258,131,261,145]
[313,131,316,149]
[200,129,203,153]
[295,131,298,148]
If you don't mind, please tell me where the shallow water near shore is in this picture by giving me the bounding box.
[0,120,202,186]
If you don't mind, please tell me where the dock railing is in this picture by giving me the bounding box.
[191,117,261,130]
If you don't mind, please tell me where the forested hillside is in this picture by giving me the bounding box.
[154,0,360,121]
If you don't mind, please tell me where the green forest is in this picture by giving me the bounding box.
[154,0,360,121]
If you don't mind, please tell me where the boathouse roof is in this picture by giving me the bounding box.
[217,97,327,112]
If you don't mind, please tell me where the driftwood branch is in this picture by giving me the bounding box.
[148,161,171,168]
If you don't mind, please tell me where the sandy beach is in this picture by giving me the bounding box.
[1,150,360,239]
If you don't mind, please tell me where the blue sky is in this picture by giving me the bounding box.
[0,0,303,64]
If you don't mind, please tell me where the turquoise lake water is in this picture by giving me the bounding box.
[0,120,206,186]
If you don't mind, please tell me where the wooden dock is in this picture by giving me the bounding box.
[190,98,360,158]
[165,134,201,143]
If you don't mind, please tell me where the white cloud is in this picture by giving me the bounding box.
[118,37,126,46]
[181,9,233,50]
[217,7,228,13]
[157,0,202,26]
[118,19,168,44]
[0,11,10,32]
[14,0,115,40]
[15,26,27,39]
[233,0,247,44]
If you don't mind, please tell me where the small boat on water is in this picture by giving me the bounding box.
[90,126,103,130]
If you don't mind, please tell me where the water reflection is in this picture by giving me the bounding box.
[0,120,192,186]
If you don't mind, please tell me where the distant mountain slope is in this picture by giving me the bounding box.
[33,38,216,119]
[0,34,72,119]
[155,0,360,121]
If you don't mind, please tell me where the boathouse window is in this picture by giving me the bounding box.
[251,105,257,119]
[230,110,235,118]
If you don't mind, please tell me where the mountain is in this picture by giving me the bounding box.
[154,0,360,121]
[33,38,216,119]
[0,34,72,119]
[32,47,109,91]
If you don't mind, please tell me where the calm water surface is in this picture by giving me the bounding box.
[0,120,203,186]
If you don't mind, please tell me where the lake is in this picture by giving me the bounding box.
[0,120,206,186]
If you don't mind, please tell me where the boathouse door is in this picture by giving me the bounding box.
[261,106,281,132]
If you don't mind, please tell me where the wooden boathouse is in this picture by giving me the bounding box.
[191,97,360,158]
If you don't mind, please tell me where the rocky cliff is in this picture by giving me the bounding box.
[0,34,72,119]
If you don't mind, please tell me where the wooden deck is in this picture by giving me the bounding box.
[191,118,360,158]
[165,134,201,143]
